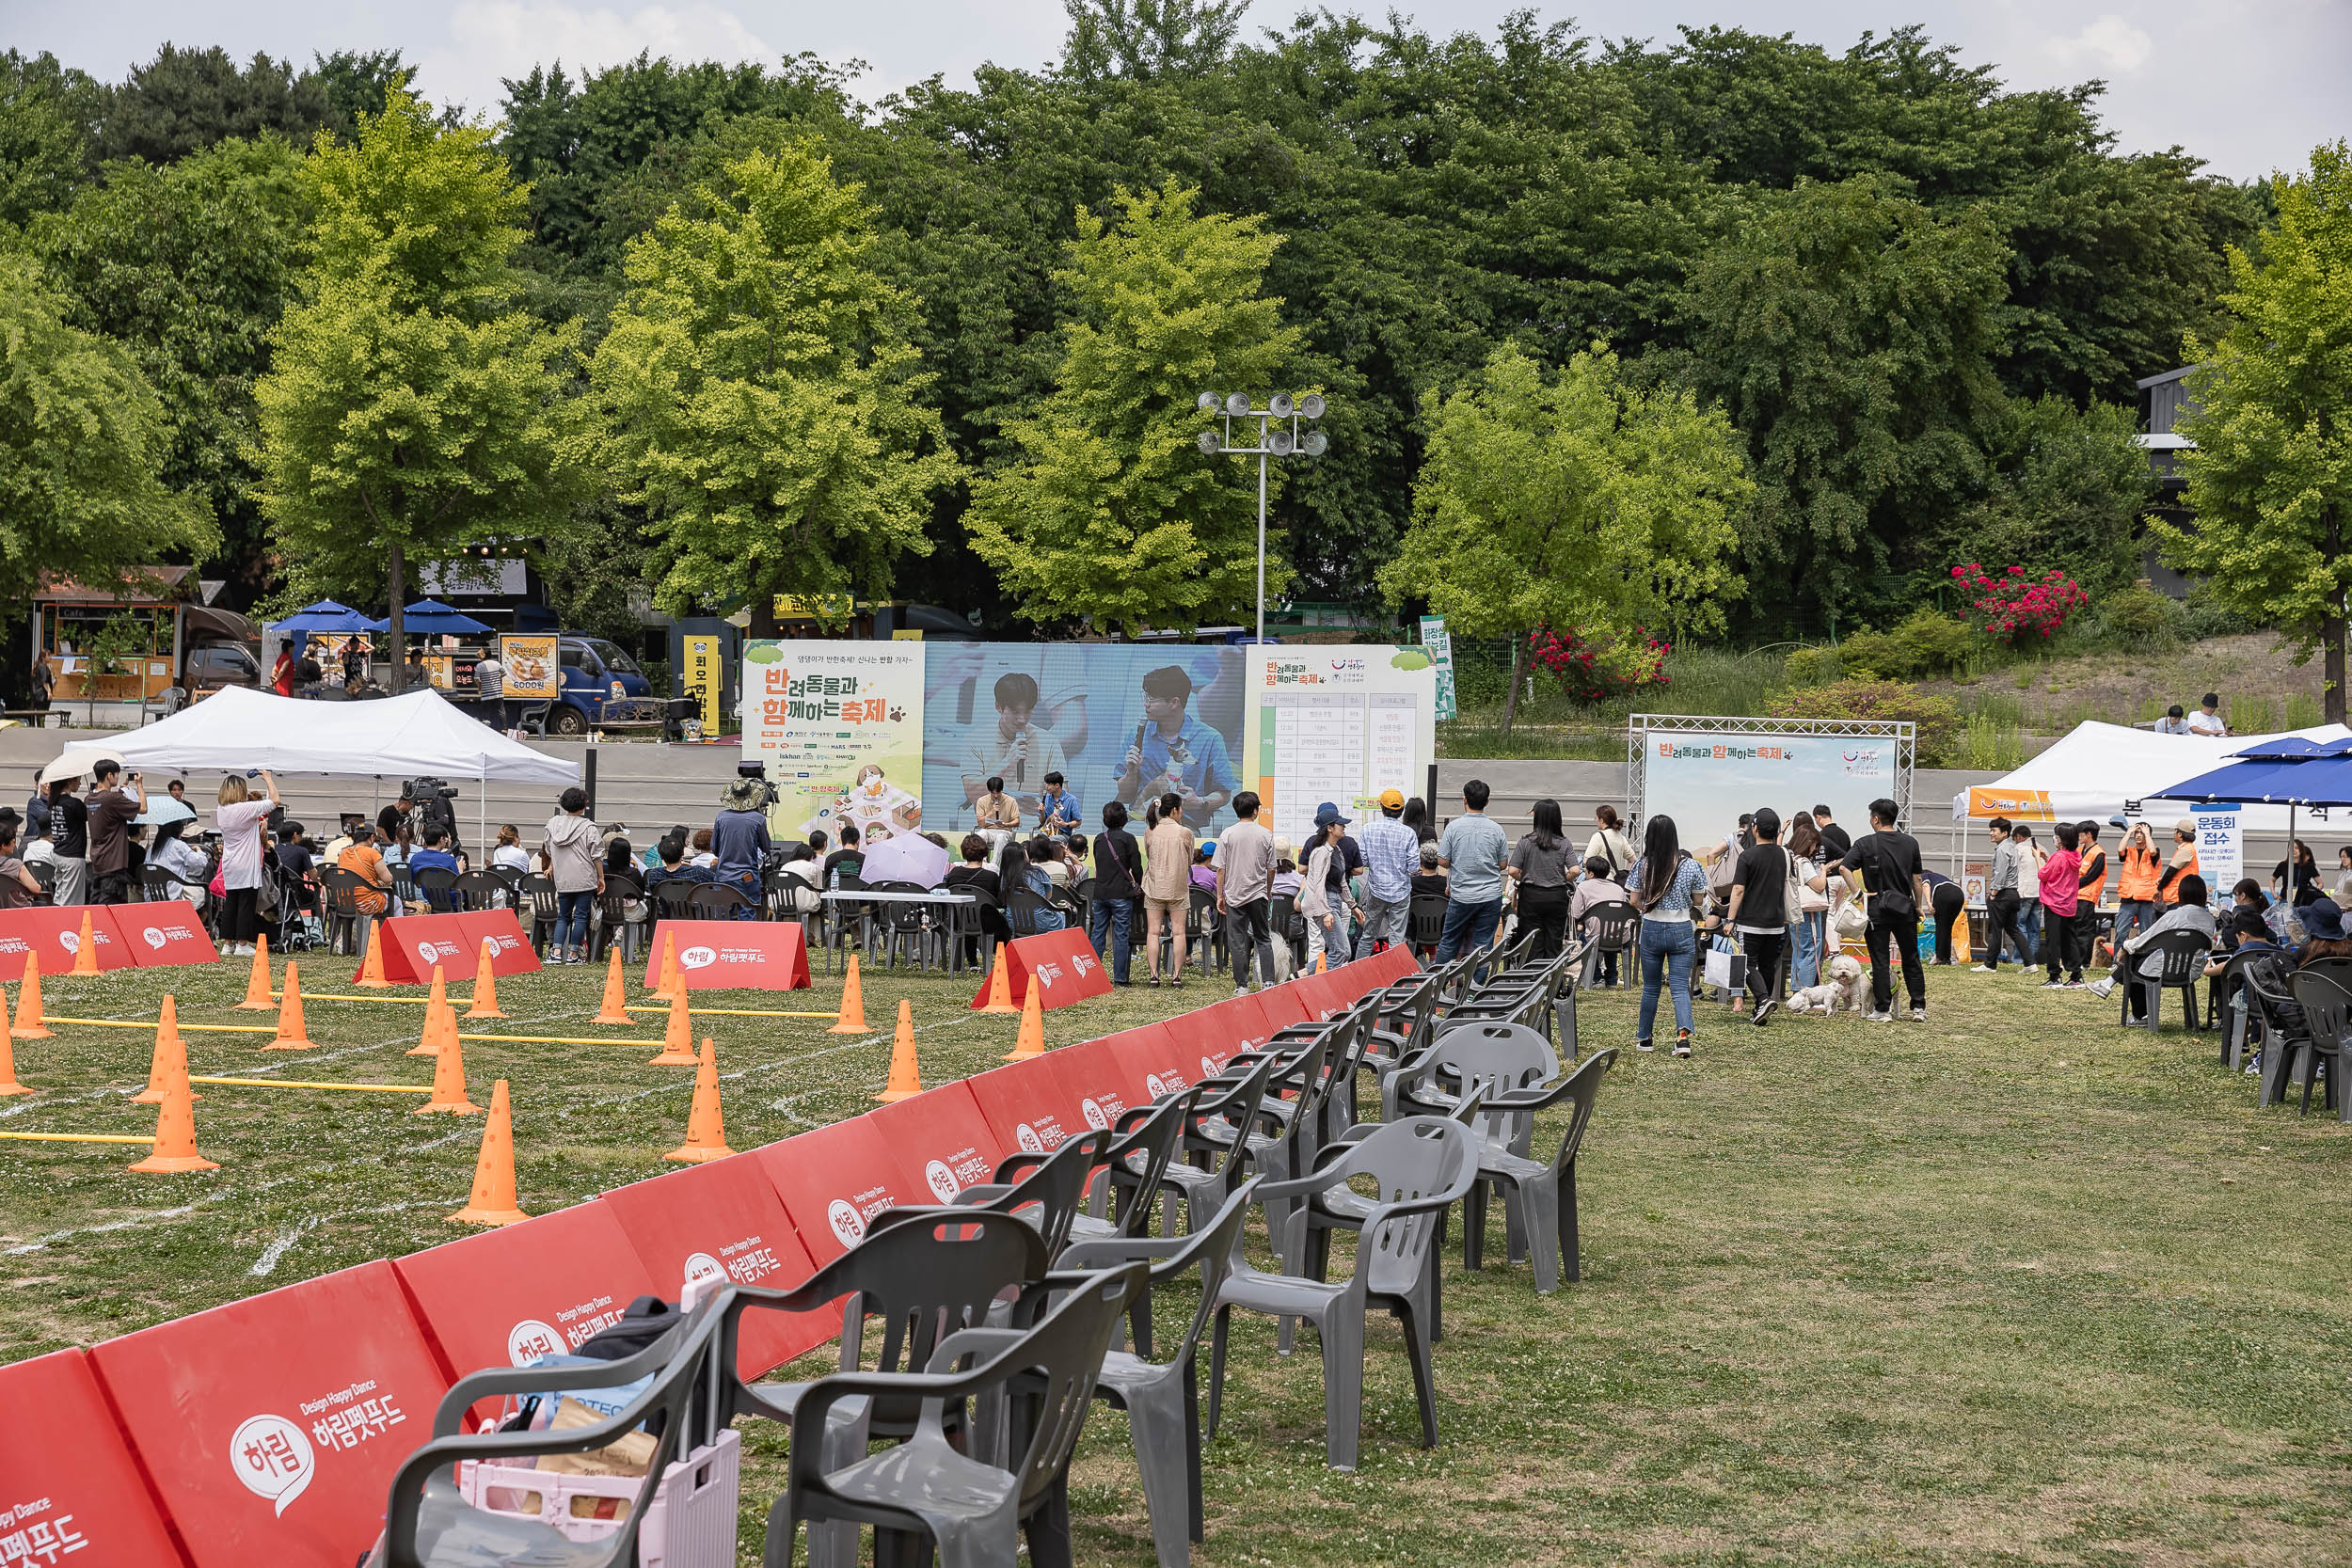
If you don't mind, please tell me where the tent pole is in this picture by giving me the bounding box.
[478,778,486,863]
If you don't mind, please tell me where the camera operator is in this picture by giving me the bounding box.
[85,760,146,906]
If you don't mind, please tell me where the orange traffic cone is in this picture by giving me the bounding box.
[0,992,31,1097]
[828,954,868,1035]
[593,949,632,1026]
[647,983,698,1066]
[1003,978,1046,1063]
[449,1080,531,1225]
[648,929,680,999]
[127,1053,216,1174]
[416,1020,481,1116]
[71,910,99,975]
[132,996,198,1105]
[262,960,315,1051]
[463,941,505,1021]
[232,935,275,1009]
[876,1000,922,1102]
[408,968,451,1056]
[1313,950,1327,974]
[977,947,1020,1014]
[9,954,49,1040]
[664,1037,735,1164]
[355,923,392,988]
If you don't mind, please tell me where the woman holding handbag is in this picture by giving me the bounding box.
[1627,813,1711,1058]
[1787,812,1831,987]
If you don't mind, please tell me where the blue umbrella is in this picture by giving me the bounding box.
[394,599,494,638]
[264,600,386,635]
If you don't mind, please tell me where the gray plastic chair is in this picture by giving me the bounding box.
[2117,927,2210,1030]
[1056,1181,1259,1568]
[1053,1089,1197,1243]
[1155,1052,1279,1232]
[2282,970,2351,1119]
[1459,1048,1615,1291]
[1206,1117,1478,1470]
[769,1263,1148,1568]
[1385,1022,1561,1156]
[930,1129,1114,1259]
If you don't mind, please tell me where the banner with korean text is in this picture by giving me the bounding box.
[1644,730,1897,847]
[741,641,927,847]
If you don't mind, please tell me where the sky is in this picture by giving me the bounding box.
[6,0,2346,182]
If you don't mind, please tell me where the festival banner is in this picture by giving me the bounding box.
[453,911,541,976]
[680,632,725,734]
[862,1082,1008,1202]
[1243,648,1438,845]
[497,633,559,700]
[365,912,478,986]
[741,640,927,847]
[602,1159,829,1377]
[0,906,137,981]
[1645,729,1897,846]
[118,899,222,967]
[755,1115,923,1267]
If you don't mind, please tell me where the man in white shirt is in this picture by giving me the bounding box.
[2186,693,2229,737]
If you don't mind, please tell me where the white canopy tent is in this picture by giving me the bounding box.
[1949,720,2352,833]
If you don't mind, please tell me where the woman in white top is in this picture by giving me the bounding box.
[491,824,532,873]
[214,770,281,956]
[1585,804,1634,878]
[148,818,210,911]
[1298,818,1357,973]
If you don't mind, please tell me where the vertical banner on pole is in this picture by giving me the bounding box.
[1419,615,1456,721]
[2192,801,2244,895]
[680,633,723,734]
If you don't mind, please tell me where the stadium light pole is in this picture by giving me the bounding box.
[1197,392,1327,644]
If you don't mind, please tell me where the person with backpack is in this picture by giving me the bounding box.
[1724,806,1797,1024]
[1811,798,1930,1022]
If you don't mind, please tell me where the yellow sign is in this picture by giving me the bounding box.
[1963,786,2058,821]
[890,629,924,641]
[773,594,857,623]
[499,633,560,699]
[680,633,723,732]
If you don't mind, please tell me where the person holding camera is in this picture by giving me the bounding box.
[214,770,281,954]
[85,760,146,906]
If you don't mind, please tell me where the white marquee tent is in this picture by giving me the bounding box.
[1949,719,2352,832]
[57,687,577,784]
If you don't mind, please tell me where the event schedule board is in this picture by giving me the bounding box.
[1243,649,1437,838]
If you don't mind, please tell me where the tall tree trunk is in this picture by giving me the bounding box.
[387,542,405,696]
[2329,507,2346,727]
[1500,633,1527,733]
[749,586,778,641]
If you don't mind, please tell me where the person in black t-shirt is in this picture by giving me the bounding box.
[1725,806,1795,1024]
[1089,801,1144,984]
[1812,804,1853,864]
[821,822,866,890]
[1812,799,1929,1020]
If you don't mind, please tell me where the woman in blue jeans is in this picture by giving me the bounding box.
[1627,814,1712,1057]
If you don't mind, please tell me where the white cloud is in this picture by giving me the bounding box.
[2037,14,2154,77]
[421,0,778,118]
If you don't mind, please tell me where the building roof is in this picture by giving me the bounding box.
[2136,366,2198,389]
[36,566,195,606]
[2132,434,2194,450]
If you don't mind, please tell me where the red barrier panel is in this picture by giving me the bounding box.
[91,1260,453,1568]
[755,1116,923,1266]
[454,911,541,975]
[0,907,135,981]
[968,927,1110,1010]
[116,901,222,968]
[1168,994,1276,1082]
[602,1159,829,1376]
[1045,1036,1148,1132]
[638,919,810,991]
[392,1201,660,1393]
[366,912,478,985]
[0,1349,186,1566]
[862,1082,1008,1201]
[1103,1025,1207,1099]
[962,1057,1091,1156]
[1251,983,1311,1032]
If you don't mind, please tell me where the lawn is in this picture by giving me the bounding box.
[8,956,2352,1565]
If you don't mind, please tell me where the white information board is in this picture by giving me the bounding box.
[2192,800,2243,895]
[1242,649,1438,840]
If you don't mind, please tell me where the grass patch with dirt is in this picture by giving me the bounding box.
[8,959,2352,1564]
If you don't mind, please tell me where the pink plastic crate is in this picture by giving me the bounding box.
[457,1429,739,1567]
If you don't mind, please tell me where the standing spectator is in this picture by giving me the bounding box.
[1089,800,1143,985]
[85,761,145,907]
[1402,796,1436,845]
[212,770,280,954]
[1212,790,1279,993]
[44,779,87,905]
[271,645,294,696]
[2158,817,2201,904]
[2187,693,2228,736]
[31,651,55,713]
[540,786,602,963]
[491,824,532,873]
[1627,813,1709,1055]
[1035,771,1081,839]
[472,646,507,729]
[23,781,50,844]
[1585,805,1634,878]
[711,776,772,911]
[1814,799,1929,1022]
[2153,704,2193,735]
[1354,790,1417,958]
[342,637,368,688]
[1724,806,1795,1024]
[165,778,186,806]
[1787,812,1829,987]
[2111,820,2162,948]
[1977,816,2030,972]
[0,816,40,908]
[1309,803,1358,958]
[1811,804,1852,864]
[1140,793,1194,987]
[2273,838,2323,908]
[1505,799,1575,961]
[2011,826,2045,959]
[1434,780,1509,976]
[2075,819,2109,959]
[821,823,865,890]
[1297,816,1358,973]
[1926,869,1968,964]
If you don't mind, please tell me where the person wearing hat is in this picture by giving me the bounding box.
[1355,787,1419,958]
[144,800,209,912]
[2294,897,2352,963]
[2090,873,2216,1014]
[1298,814,1359,974]
[711,775,774,914]
[1309,801,1359,958]
[2157,817,2201,906]
[2188,692,2229,737]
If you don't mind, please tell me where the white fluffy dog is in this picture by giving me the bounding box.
[1787,953,1867,1015]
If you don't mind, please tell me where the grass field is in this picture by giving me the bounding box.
[8,956,2352,1565]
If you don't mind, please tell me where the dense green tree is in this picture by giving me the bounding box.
[1382,343,1752,728]
[1933,395,2153,594]
[36,135,311,603]
[0,52,104,228]
[310,50,415,140]
[254,89,582,687]
[967,180,1301,633]
[0,253,215,614]
[1061,0,1246,81]
[2158,143,2352,721]
[93,44,329,166]
[590,144,959,636]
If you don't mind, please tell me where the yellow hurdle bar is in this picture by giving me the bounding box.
[187,1076,432,1094]
[623,1005,837,1019]
[0,1131,155,1144]
[44,1017,278,1033]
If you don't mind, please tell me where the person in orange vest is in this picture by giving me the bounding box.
[2157,818,2201,905]
[2074,820,2109,964]
[2112,819,2163,947]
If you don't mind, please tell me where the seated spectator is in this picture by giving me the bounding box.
[149,818,209,909]
[275,825,317,914]
[1188,845,1218,895]
[2153,704,2193,736]
[1570,855,1627,926]
[688,828,718,869]
[1410,843,1450,902]
[338,824,392,916]
[491,824,532,873]
[2187,692,2229,736]
[2090,874,2215,1015]
[2206,909,2279,977]
[0,816,39,909]
[822,823,865,890]
[944,832,1009,946]
[1040,836,1074,891]
[1023,836,1069,931]
[644,831,715,895]
[2295,897,2352,965]
[1270,843,1303,899]
[409,827,460,909]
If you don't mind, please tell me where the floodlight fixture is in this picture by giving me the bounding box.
[1198,430,1221,454]
[1302,431,1328,456]
[1198,391,1221,412]
[1299,393,1327,420]
[1269,391,1295,417]
[1268,427,1295,455]
[1193,389,1332,645]
[1224,392,1250,417]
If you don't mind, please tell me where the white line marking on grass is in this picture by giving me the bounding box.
[248,1217,320,1276]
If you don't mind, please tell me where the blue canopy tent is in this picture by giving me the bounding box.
[2151,736,2352,894]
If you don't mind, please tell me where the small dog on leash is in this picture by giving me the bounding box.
[1787,953,1867,1015]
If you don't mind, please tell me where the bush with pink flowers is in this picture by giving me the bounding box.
[1950,563,2090,643]
[1528,625,1671,703]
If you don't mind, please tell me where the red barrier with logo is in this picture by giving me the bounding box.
[0,1350,186,1567]
[862,1082,1008,1203]
[967,927,1110,1010]
[638,919,810,991]
[1168,994,1277,1081]
[755,1116,923,1266]
[602,1159,829,1376]
[962,1057,1090,1159]
[454,911,541,975]
[90,1260,453,1568]
[1250,983,1311,1032]
[1044,1036,1149,1133]
[0,906,136,982]
[366,912,478,985]
[115,901,222,968]
[391,1201,660,1402]
[1103,1024,1207,1100]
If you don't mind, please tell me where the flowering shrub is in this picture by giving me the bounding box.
[1950,563,2090,642]
[1529,625,1670,703]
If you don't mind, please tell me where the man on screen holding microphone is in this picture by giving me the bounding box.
[1114,665,1237,825]
[958,672,1070,828]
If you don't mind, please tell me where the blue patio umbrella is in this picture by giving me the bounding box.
[263,600,385,635]
[392,599,495,638]
[2152,745,2352,894]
